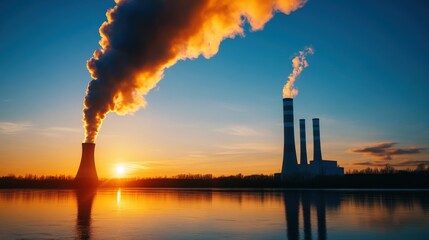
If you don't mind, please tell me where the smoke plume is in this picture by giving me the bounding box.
[282,47,314,98]
[83,0,307,143]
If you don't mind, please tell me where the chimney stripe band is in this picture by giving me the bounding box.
[284,122,294,127]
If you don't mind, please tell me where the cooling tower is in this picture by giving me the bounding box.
[75,143,99,187]
[312,118,323,161]
[299,119,308,166]
[281,98,298,178]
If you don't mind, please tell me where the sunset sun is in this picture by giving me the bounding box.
[115,165,125,177]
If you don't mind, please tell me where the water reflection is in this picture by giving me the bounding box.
[282,190,429,240]
[284,192,299,240]
[0,189,428,239]
[283,191,334,240]
[315,192,327,240]
[301,192,311,240]
[75,189,96,240]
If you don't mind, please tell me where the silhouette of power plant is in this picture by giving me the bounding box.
[279,98,344,179]
[73,97,343,186]
[75,143,99,186]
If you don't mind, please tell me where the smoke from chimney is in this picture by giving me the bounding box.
[82,0,308,143]
[282,47,314,99]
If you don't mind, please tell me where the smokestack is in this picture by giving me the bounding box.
[281,98,298,178]
[299,119,308,165]
[312,118,323,161]
[75,143,98,187]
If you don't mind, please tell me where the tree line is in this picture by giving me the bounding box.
[1,165,428,189]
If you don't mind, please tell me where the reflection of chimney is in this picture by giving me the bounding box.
[283,192,300,240]
[301,192,312,240]
[75,143,99,187]
[75,189,96,239]
[300,119,308,166]
[281,98,298,178]
[313,118,323,161]
[316,192,327,240]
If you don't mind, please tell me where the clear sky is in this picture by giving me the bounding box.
[1,0,428,178]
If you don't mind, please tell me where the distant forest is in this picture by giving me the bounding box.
[1,165,429,189]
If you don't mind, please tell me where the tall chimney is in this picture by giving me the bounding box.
[281,98,298,178]
[75,143,99,187]
[312,118,323,161]
[299,119,308,166]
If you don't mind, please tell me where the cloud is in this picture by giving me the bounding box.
[116,161,161,175]
[348,141,425,160]
[183,143,279,160]
[215,125,262,136]
[36,126,81,137]
[353,160,429,168]
[0,121,32,134]
[122,162,151,170]
[215,142,279,156]
[187,151,206,159]
[0,122,81,136]
[46,127,80,133]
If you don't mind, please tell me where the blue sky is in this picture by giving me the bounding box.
[1,0,428,177]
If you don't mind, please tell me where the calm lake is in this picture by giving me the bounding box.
[1,189,428,239]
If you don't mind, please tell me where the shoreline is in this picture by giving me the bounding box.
[1,173,429,189]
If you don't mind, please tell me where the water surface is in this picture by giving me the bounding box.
[1,189,428,239]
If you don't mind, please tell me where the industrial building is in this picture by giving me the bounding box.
[75,143,99,186]
[280,98,344,179]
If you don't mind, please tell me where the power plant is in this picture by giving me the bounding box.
[75,143,99,187]
[280,98,344,179]
[74,97,342,185]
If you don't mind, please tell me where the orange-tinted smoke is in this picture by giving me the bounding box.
[282,47,314,98]
[83,0,308,143]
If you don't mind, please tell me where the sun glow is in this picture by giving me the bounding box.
[115,165,125,177]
